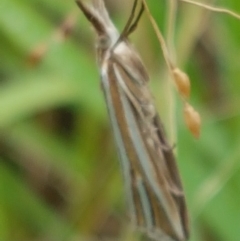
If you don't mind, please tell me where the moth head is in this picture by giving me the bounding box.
[97,34,111,50]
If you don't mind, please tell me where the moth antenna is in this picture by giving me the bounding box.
[93,0,112,25]
[75,0,106,35]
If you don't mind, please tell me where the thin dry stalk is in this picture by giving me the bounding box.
[180,0,240,20]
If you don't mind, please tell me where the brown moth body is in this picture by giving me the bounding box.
[76,1,189,240]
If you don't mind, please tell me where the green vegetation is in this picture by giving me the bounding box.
[0,0,240,240]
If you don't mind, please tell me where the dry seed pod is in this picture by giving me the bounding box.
[173,68,190,99]
[28,43,48,66]
[60,15,76,39]
[184,102,201,138]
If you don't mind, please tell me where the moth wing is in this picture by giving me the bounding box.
[111,58,189,241]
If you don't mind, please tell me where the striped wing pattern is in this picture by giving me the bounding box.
[76,0,189,240]
[100,43,188,240]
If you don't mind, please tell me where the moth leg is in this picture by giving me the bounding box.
[126,2,144,36]
[76,0,106,35]
[161,142,176,152]
[114,0,144,48]
[120,0,139,38]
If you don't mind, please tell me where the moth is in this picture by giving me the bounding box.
[76,0,189,240]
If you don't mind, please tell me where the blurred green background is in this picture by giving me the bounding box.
[0,0,240,240]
